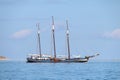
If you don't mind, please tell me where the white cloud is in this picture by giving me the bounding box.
[104,29,120,39]
[11,29,32,39]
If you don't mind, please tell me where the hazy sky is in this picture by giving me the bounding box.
[0,0,120,61]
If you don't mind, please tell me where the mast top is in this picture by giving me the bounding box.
[52,16,55,30]
[36,23,40,34]
[66,20,69,34]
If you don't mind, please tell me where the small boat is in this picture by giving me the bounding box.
[27,16,99,63]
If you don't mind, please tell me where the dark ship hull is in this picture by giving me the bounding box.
[27,58,51,63]
[52,58,88,63]
[27,55,89,63]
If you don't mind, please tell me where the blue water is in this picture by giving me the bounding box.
[0,61,120,80]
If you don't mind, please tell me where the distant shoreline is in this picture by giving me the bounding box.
[0,56,8,60]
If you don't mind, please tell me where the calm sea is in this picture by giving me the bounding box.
[0,61,120,80]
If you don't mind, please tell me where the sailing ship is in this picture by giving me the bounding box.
[27,16,99,63]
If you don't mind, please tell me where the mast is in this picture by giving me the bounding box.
[66,20,70,60]
[37,23,42,57]
[52,16,56,58]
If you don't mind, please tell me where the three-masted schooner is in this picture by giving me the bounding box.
[27,17,99,63]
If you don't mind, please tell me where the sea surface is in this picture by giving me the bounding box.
[0,61,120,80]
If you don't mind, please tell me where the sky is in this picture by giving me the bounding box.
[0,0,120,61]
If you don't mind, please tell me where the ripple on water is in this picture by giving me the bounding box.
[0,61,120,80]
